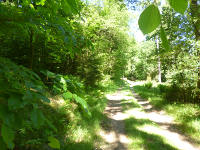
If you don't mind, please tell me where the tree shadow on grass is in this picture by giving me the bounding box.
[100,93,178,150]
[133,85,200,146]
[121,99,141,110]
[125,117,178,150]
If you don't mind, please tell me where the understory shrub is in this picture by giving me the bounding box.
[41,70,91,116]
[144,82,153,89]
[0,58,92,149]
[0,57,57,149]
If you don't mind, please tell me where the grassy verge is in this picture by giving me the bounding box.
[133,83,200,144]
[49,76,123,150]
[125,116,178,150]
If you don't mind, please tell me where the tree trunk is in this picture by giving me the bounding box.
[190,0,200,88]
[29,29,34,70]
[156,36,161,83]
[158,56,161,83]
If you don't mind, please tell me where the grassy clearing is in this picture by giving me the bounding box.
[133,83,200,144]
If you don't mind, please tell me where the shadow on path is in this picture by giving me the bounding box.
[99,89,185,150]
[129,88,200,150]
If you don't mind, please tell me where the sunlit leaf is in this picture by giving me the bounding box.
[63,91,73,100]
[48,136,60,149]
[138,4,161,34]
[167,0,188,14]
[36,0,46,6]
[73,94,91,116]
[160,27,170,51]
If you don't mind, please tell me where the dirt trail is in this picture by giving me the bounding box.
[99,90,130,150]
[99,80,200,150]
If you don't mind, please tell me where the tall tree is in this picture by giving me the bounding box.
[189,0,200,88]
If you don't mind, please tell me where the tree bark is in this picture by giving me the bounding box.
[156,36,161,83]
[29,29,34,70]
[190,0,200,88]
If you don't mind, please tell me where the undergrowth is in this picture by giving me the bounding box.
[0,57,120,150]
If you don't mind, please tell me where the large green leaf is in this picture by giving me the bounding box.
[1,124,15,149]
[73,94,91,116]
[167,0,188,14]
[160,27,170,51]
[138,4,161,34]
[48,136,60,149]
[63,91,73,100]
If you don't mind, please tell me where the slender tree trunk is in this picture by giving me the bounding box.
[190,0,200,88]
[29,29,34,70]
[158,56,161,83]
[156,36,161,83]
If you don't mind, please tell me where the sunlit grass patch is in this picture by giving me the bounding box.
[120,86,176,149]
[165,103,200,142]
[125,117,178,150]
[121,99,141,111]
[133,84,200,145]
[46,78,120,150]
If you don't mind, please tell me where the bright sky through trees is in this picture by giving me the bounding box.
[129,10,145,42]
[82,0,145,42]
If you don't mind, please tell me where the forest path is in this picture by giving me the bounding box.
[98,80,200,150]
[125,80,200,150]
[99,89,131,150]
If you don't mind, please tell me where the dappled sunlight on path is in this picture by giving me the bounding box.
[99,80,200,150]
[99,91,130,150]
[128,91,200,150]
[126,80,200,150]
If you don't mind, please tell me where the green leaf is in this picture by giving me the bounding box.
[30,108,45,128]
[0,105,8,121]
[138,4,161,34]
[45,118,57,133]
[40,70,56,78]
[36,0,46,6]
[60,77,67,91]
[63,91,73,100]
[167,0,188,14]
[48,136,60,149]
[8,94,23,110]
[0,137,7,150]
[73,94,91,116]
[38,94,50,103]
[1,124,15,149]
[160,27,170,51]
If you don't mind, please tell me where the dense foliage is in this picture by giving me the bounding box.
[0,0,133,149]
[0,0,200,149]
[127,0,200,103]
